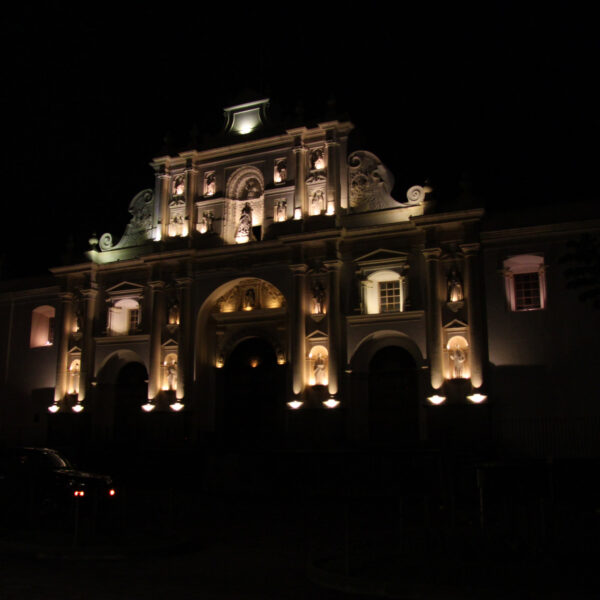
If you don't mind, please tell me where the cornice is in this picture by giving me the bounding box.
[481,219,600,245]
[95,334,150,345]
[346,310,425,325]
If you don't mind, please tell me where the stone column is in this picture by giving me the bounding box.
[78,287,98,403]
[460,243,484,389]
[148,281,166,400]
[324,260,343,396]
[293,146,307,217]
[291,265,307,395]
[175,277,193,401]
[159,172,171,241]
[185,161,196,238]
[423,249,444,390]
[54,292,74,403]
[325,140,340,213]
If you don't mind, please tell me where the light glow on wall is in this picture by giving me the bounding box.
[294,208,302,220]
[141,402,155,412]
[323,398,340,409]
[72,403,84,413]
[427,395,446,405]
[467,393,487,404]
[170,401,184,412]
[48,403,60,413]
[287,400,303,409]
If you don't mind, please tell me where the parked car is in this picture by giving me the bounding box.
[0,447,117,520]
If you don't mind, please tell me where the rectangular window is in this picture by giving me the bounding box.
[379,281,401,313]
[513,272,541,310]
[129,309,139,332]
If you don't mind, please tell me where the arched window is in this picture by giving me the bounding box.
[364,270,408,314]
[108,298,140,336]
[503,255,546,311]
[30,305,55,348]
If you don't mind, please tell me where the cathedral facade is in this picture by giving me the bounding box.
[2,99,599,458]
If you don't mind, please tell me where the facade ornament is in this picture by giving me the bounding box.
[243,287,256,310]
[313,352,326,385]
[312,281,326,315]
[310,190,325,215]
[348,151,398,212]
[275,200,286,222]
[168,300,180,325]
[204,171,216,196]
[166,361,177,390]
[198,211,214,234]
[274,159,287,184]
[310,148,325,171]
[235,202,253,243]
[227,166,264,200]
[447,268,464,302]
[406,183,432,205]
[449,344,467,378]
[172,174,185,197]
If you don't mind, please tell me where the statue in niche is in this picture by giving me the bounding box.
[312,281,325,314]
[274,160,287,183]
[313,352,326,385]
[243,287,256,310]
[75,308,83,333]
[310,148,325,170]
[168,301,179,325]
[449,345,466,378]
[199,211,214,234]
[275,200,286,222]
[236,203,253,240]
[447,268,464,302]
[242,178,261,199]
[311,190,325,215]
[173,175,185,196]
[166,361,177,390]
[204,172,216,196]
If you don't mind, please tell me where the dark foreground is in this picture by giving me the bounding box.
[1,449,599,599]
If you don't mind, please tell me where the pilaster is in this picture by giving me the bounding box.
[324,259,343,396]
[290,264,307,395]
[175,277,193,401]
[54,292,75,402]
[78,287,98,402]
[423,248,444,390]
[148,281,166,400]
[293,146,307,217]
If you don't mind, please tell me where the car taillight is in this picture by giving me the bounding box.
[74,490,85,497]
[108,489,116,496]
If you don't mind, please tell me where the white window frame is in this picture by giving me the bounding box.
[503,255,546,312]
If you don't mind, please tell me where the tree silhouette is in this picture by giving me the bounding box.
[561,233,600,309]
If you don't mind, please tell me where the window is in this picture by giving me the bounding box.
[364,270,407,314]
[503,255,546,311]
[108,298,141,335]
[30,305,56,347]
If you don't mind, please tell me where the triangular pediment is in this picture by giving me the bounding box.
[161,338,178,348]
[105,281,145,294]
[355,249,409,266]
[307,329,327,340]
[443,319,468,329]
[68,345,82,354]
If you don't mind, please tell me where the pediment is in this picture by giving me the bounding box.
[68,345,82,354]
[356,249,409,265]
[161,338,178,349]
[443,318,468,330]
[105,281,145,299]
[306,329,327,340]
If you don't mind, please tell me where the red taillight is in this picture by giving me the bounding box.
[109,489,116,496]
[74,490,85,497]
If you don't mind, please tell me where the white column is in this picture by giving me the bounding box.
[148,281,165,400]
[78,287,97,403]
[423,248,444,390]
[324,260,342,396]
[54,292,74,403]
[291,264,307,395]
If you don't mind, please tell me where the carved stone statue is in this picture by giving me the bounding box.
[243,178,261,199]
[198,211,214,234]
[173,175,185,196]
[168,301,179,325]
[204,172,216,196]
[311,190,324,215]
[236,203,253,241]
[348,151,399,212]
[274,160,287,183]
[312,281,325,314]
[276,200,286,222]
[310,148,325,170]
[313,352,326,385]
[166,362,177,390]
[449,346,466,378]
[243,287,256,309]
[447,268,464,302]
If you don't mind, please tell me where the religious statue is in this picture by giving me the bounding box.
[276,200,286,222]
[235,203,253,242]
[310,148,325,170]
[313,352,326,385]
[243,178,261,199]
[274,160,287,183]
[168,301,179,325]
[204,172,216,196]
[447,268,464,302]
[311,190,324,215]
[243,287,256,310]
[173,175,185,196]
[166,362,177,390]
[198,211,214,234]
[312,281,325,315]
[449,345,466,378]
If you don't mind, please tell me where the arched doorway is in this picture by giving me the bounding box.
[221,337,283,448]
[368,346,419,444]
[113,362,148,446]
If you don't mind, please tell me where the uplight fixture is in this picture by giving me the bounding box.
[323,398,340,409]
[170,401,184,412]
[427,395,446,405]
[287,400,303,410]
[467,393,487,404]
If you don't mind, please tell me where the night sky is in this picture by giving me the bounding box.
[1,6,597,279]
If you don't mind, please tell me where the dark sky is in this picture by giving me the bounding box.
[1,6,597,279]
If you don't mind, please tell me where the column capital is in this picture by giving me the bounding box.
[290,263,308,275]
[422,248,442,261]
[175,277,193,288]
[293,145,307,155]
[460,243,481,256]
[59,292,75,302]
[147,280,166,290]
[323,259,343,271]
[79,288,98,300]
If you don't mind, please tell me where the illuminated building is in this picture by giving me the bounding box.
[1,98,599,458]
